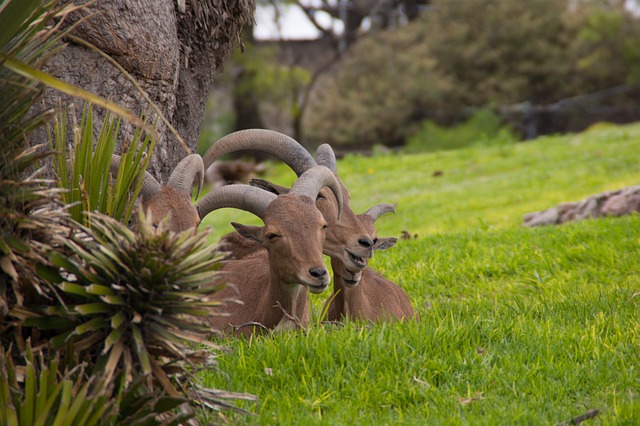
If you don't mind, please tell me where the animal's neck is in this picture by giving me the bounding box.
[330,258,369,318]
[262,267,307,323]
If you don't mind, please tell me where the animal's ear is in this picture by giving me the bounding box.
[375,236,397,251]
[250,178,289,195]
[231,222,264,243]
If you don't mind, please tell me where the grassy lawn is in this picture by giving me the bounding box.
[198,123,640,425]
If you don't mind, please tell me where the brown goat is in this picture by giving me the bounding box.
[324,204,418,322]
[196,165,343,336]
[112,154,204,232]
[205,159,265,188]
[202,129,374,270]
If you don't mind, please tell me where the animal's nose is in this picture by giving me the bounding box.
[358,236,374,248]
[309,267,327,279]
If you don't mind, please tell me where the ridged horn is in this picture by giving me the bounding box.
[290,165,343,218]
[140,173,162,200]
[167,154,204,199]
[195,184,277,220]
[315,143,337,174]
[111,155,162,200]
[364,204,396,221]
[202,129,316,176]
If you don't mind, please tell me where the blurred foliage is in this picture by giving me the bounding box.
[233,43,312,104]
[0,344,115,426]
[304,27,446,149]
[198,94,235,155]
[405,109,518,153]
[304,0,640,149]
[199,42,312,153]
[572,3,640,87]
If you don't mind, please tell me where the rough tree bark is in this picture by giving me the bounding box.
[35,0,254,181]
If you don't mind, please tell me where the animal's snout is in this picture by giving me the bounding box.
[309,267,328,279]
[358,236,374,249]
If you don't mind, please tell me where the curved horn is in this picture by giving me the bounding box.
[315,143,337,174]
[195,184,277,220]
[202,129,316,176]
[111,155,162,200]
[364,204,396,222]
[290,165,343,218]
[167,154,204,199]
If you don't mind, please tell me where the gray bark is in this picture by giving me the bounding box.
[36,0,254,181]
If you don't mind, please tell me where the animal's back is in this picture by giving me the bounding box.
[361,268,418,321]
[217,231,264,261]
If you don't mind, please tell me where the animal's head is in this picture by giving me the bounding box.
[337,204,398,287]
[207,131,375,272]
[197,165,342,294]
[314,143,375,272]
[111,153,204,232]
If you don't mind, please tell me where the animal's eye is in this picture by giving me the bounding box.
[316,194,327,201]
[266,233,280,240]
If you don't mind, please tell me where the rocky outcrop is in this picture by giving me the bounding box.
[523,185,640,227]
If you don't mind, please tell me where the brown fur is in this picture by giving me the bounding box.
[141,186,200,233]
[317,181,373,270]
[216,231,262,260]
[205,160,265,187]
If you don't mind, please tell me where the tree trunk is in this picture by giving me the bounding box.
[36,0,254,181]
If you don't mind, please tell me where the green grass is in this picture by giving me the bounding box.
[198,123,640,425]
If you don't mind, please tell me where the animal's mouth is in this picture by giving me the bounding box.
[299,273,330,293]
[307,283,329,294]
[344,278,359,287]
[342,269,362,287]
[347,250,367,269]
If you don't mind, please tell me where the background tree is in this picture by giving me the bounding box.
[204,0,431,150]
[304,0,640,149]
[296,0,431,51]
[304,26,445,149]
[32,0,254,179]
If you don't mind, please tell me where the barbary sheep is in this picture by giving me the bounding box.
[323,204,418,322]
[111,153,204,232]
[202,129,375,271]
[195,165,343,336]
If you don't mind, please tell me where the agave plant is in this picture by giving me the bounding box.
[0,0,74,353]
[0,343,115,426]
[30,212,253,416]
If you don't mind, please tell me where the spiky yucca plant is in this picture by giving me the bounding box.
[31,213,254,417]
[48,105,154,228]
[0,144,70,349]
[0,343,115,426]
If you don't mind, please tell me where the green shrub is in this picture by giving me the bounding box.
[304,0,640,150]
[405,109,518,153]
